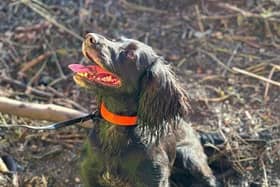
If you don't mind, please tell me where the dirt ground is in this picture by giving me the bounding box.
[0,0,280,186]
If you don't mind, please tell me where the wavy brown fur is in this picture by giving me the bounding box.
[138,59,192,137]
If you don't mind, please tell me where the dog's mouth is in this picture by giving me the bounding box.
[69,40,121,87]
[68,64,121,87]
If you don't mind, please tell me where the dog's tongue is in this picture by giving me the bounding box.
[69,63,121,87]
[68,64,94,73]
[68,64,110,74]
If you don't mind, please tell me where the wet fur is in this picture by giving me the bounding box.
[138,60,192,138]
[77,33,218,187]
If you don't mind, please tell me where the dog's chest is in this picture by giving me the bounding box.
[83,123,157,186]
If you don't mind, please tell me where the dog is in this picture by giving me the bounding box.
[68,33,218,187]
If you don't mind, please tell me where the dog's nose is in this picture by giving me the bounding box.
[85,33,98,45]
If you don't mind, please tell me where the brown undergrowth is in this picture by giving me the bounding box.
[0,0,279,186]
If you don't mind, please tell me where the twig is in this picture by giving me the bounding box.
[18,48,80,76]
[19,51,51,75]
[218,3,259,18]
[120,0,167,14]
[271,64,280,70]
[51,133,84,139]
[260,159,269,187]
[31,145,63,159]
[56,98,88,113]
[218,105,246,174]
[44,38,66,78]
[197,75,224,83]
[176,58,186,68]
[195,5,204,32]
[208,43,260,60]
[201,14,236,20]
[21,0,83,41]
[199,95,231,103]
[47,74,72,87]
[212,34,261,48]
[218,3,280,21]
[46,86,64,97]
[25,60,48,94]
[1,75,53,98]
[246,63,266,73]
[233,67,280,87]
[264,66,276,100]
[222,43,241,76]
[231,157,258,162]
[199,49,234,73]
[0,113,8,125]
[52,97,88,113]
[0,37,39,49]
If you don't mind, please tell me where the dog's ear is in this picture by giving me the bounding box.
[138,58,192,136]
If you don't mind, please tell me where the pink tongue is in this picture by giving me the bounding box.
[68,64,92,73]
[68,64,111,74]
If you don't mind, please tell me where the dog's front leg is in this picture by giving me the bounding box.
[149,147,173,187]
[175,142,218,187]
[80,141,103,187]
[154,164,170,187]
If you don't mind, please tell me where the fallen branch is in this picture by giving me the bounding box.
[233,67,280,87]
[0,96,93,128]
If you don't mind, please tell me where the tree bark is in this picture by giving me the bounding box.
[0,96,93,128]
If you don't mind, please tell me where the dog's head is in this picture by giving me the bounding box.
[69,33,191,135]
[69,33,158,94]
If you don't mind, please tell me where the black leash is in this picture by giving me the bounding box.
[0,111,99,130]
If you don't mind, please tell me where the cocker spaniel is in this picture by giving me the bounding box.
[68,33,218,187]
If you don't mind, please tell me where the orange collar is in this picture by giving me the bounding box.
[100,101,138,126]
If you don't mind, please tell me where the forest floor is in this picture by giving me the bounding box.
[0,0,279,186]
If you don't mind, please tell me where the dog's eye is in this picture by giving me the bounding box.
[125,50,136,61]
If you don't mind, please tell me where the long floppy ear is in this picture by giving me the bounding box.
[138,58,192,137]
